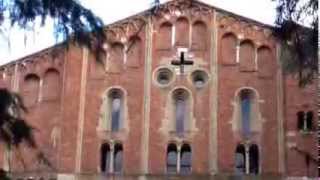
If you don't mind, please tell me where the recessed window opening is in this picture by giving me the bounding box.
[109,90,123,132]
[100,143,111,173]
[240,89,252,138]
[173,90,189,136]
[235,144,246,174]
[167,143,178,174]
[180,144,192,174]
[114,143,123,173]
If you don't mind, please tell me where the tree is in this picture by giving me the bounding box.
[273,0,318,86]
[0,0,107,60]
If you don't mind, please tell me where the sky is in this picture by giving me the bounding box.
[0,0,278,66]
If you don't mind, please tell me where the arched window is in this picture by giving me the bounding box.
[42,68,60,100]
[167,143,177,173]
[235,144,246,174]
[239,40,255,71]
[100,143,110,173]
[158,22,172,50]
[221,33,237,65]
[257,46,273,77]
[109,90,124,132]
[175,17,189,47]
[114,143,123,173]
[180,144,192,174]
[127,36,142,67]
[249,144,259,174]
[23,74,40,106]
[107,43,124,73]
[191,21,207,50]
[240,89,253,138]
[173,89,190,136]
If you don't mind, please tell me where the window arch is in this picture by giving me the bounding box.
[107,43,124,73]
[22,74,40,106]
[235,88,260,138]
[220,33,237,65]
[191,21,207,50]
[180,144,192,174]
[175,17,189,47]
[257,46,273,77]
[158,22,172,50]
[172,88,191,136]
[239,40,255,71]
[99,88,125,132]
[127,36,142,67]
[42,68,60,100]
[166,143,177,173]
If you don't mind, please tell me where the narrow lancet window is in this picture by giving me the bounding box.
[240,90,251,138]
[173,89,190,136]
[180,144,192,174]
[235,144,246,174]
[109,90,123,132]
[306,111,313,131]
[100,143,110,173]
[114,143,123,173]
[167,144,177,173]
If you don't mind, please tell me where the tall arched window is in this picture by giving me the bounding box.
[23,74,40,106]
[167,143,177,173]
[127,36,142,68]
[158,22,172,50]
[100,143,110,173]
[257,46,273,77]
[107,43,124,73]
[221,33,237,65]
[175,17,189,47]
[191,21,207,50]
[173,89,190,136]
[42,68,60,100]
[235,144,246,174]
[114,143,123,173]
[109,90,124,132]
[240,89,253,138]
[180,144,192,174]
[239,40,255,71]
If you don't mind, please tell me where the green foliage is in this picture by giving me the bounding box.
[273,0,318,86]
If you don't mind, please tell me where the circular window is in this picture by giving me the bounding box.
[154,67,174,87]
[191,70,209,88]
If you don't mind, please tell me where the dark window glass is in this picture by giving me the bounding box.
[100,143,110,173]
[297,111,305,130]
[167,144,177,173]
[249,144,259,174]
[180,144,192,174]
[235,144,246,174]
[240,90,251,137]
[114,143,123,173]
[306,111,313,131]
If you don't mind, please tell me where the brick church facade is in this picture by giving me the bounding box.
[0,0,317,178]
